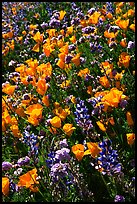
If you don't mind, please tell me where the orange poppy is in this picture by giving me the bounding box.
[32,43,40,52]
[36,79,49,95]
[2,83,16,95]
[59,10,66,20]
[2,177,9,196]
[32,31,44,43]
[88,11,101,24]
[117,19,129,30]
[10,124,22,138]
[18,168,39,189]
[42,95,50,107]
[72,53,81,66]
[96,121,106,132]
[78,68,90,78]
[126,133,135,145]
[71,144,84,161]
[101,88,126,108]
[118,52,130,68]
[84,142,101,158]
[63,123,76,136]
[129,24,135,32]
[25,104,43,117]
[126,111,134,126]
[87,86,92,95]
[99,76,110,88]
[50,116,62,128]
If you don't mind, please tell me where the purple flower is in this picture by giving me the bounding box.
[120,100,128,108]
[50,162,68,180]
[2,161,12,171]
[55,148,70,161]
[127,41,135,49]
[65,54,73,64]
[88,8,95,15]
[59,139,68,148]
[17,156,30,167]
[114,195,125,202]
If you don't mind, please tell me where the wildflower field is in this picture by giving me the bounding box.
[2,2,135,202]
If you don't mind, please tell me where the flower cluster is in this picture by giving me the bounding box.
[2,2,135,202]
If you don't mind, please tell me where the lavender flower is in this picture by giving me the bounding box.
[17,156,30,167]
[55,148,70,161]
[114,195,125,202]
[127,41,135,49]
[59,139,68,148]
[50,162,69,181]
[2,161,12,171]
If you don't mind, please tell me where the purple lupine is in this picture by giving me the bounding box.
[23,130,39,163]
[74,98,93,135]
[2,161,12,171]
[96,139,122,176]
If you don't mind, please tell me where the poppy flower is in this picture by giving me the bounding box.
[71,144,84,161]
[18,168,39,189]
[56,59,65,69]
[50,116,62,128]
[10,125,22,138]
[36,79,49,95]
[69,35,76,43]
[37,62,52,78]
[78,68,90,78]
[59,10,66,20]
[88,11,101,24]
[129,24,135,32]
[120,39,127,48]
[84,142,101,158]
[105,30,118,39]
[72,53,81,66]
[2,177,9,196]
[32,43,40,52]
[15,107,25,117]
[53,107,68,121]
[60,80,70,88]
[43,43,55,57]
[32,31,44,43]
[118,52,130,68]
[66,26,74,37]
[126,133,135,145]
[2,83,16,95]
[126,111,134,126]
[42,95,50,107]
[96,121,106,132]
[101,88,126,108]
[116,19,129,30]
[87,86,92,95]
[25,104,43,117]
[63,123,76,136]
[99,76,110,88]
